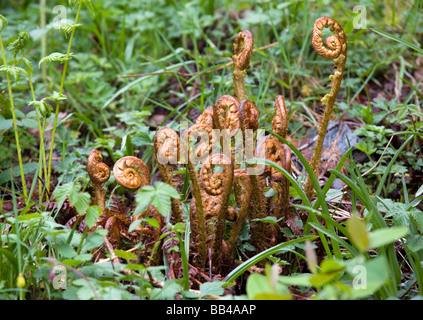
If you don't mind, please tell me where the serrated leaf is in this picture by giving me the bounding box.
[7,31,29,58]
[53,182,77,210]
[18,213,43,221]
[19,57,33,75]
[80,230,105,251]
[128,219,142,233]
[135,182,180,217]
[134,186,155,215]
[150,279,181,300]
[410,209,423,233]
[309,272,339,288]
[56,238,77,258]
[85,206,101,229]
[68,190,91,215]
[0,115,13,131]
[278,274,313,287]
[200,281,224,297]
[348,255,389,298]
[125,263,146,272]
[407,234,423,253]
[0,65,28,82]
[46,91,67,102]
[368,227,408,249]
[39,52,74,67]
[114,249,137,261]
[251,216,283,224]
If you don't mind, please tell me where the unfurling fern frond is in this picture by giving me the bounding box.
[38,52,75,67]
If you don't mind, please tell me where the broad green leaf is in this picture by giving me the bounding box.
[145,217,159,228]
[407,234,423,253]
[310,272,339,288]
[348,256,390,298]
[53,182,91,215]
[134,186,155,215]
[56,239,77,258]
[0,115,13,131]
[368,227,408,249]
[410,209,423,233]
[135,182,180,217]
[80,229,105,251]
[52,182,76,209]
[346,214,370,252]
[252,292,292,300]
[114,249,137,261]
[320,259,345,274]
[18,213,43,221]
[246,273,291,300]
[150,279,181,300]
[85,206,102,229]
[278,274,313,287]
[68,190,91,215]
[128,219,142,233]
[251,216,283,224]
[125,263,146,272]
[200,281,224,297]
[39,52,74,67]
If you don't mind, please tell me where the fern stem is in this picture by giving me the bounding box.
[22,50,47,200]
[0,34,28,203]
[46,1,82,193]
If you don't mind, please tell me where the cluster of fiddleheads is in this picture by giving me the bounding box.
[70,149,163,264]
[78,16,346,279]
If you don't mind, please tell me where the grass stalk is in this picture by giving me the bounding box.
[45,0,83,193]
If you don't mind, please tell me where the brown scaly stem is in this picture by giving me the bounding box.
[183,124,216,268]
[238,99,264,223]
[199,153,233,272]
[226,169,252,257]
[213,94,240,166]
[270,96,291,222]
[304,17,347,199]
[154,127,184,223]
[232,30,253,101]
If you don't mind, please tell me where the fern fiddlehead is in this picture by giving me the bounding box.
[232,30,254,101]
[87,149,110,213]
[305,17,347,198]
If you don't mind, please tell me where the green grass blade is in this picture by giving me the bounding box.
[371,28,423,55]
[224,235,317,284]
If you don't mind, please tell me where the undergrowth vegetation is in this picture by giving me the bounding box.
[0,0,423,300]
